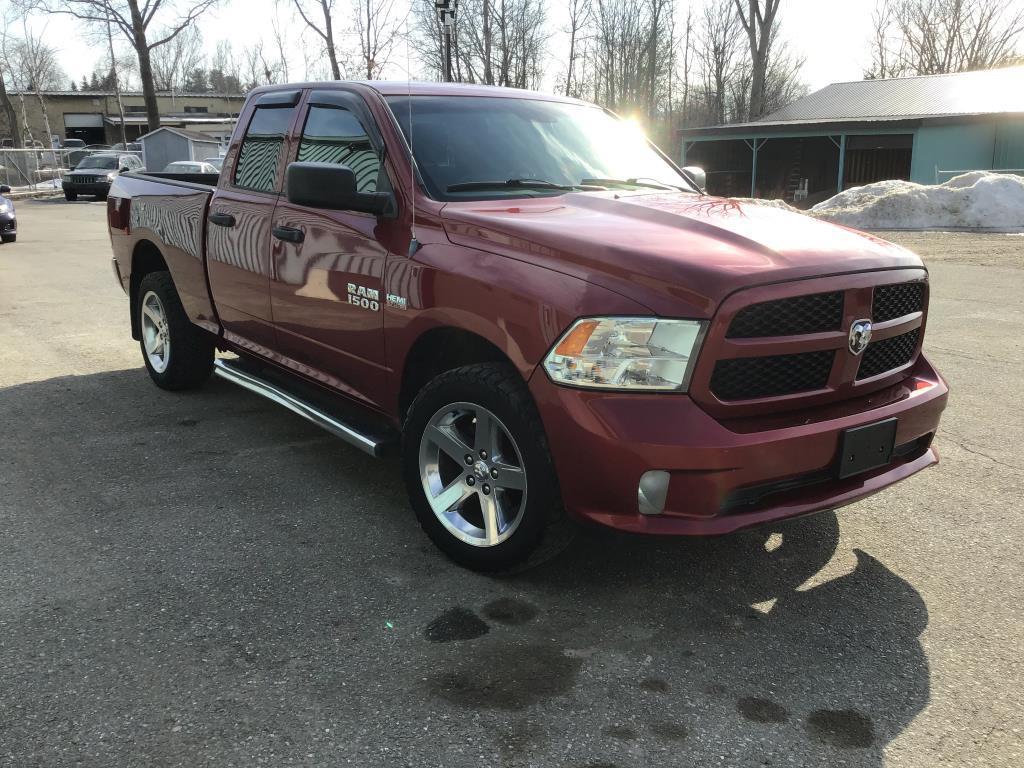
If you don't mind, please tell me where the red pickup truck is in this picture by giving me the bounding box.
[107,81,948,570]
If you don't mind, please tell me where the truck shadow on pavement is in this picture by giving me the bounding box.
[0,369,929,767]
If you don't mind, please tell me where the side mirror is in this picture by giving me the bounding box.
[120,166,130,173]
[0,185,10,194]
[286,161,390,215]
[682,165,706,192]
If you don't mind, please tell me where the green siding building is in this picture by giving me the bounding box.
[679,66,1024,207]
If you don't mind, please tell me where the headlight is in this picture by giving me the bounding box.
[106,172,117,181]
[544,317,706,391]
[62,174,71,182]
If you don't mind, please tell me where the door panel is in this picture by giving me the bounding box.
[207,98,298,351]
[270,98,391,408]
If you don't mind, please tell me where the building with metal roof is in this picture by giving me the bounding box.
[679,66,1024,206]
[1,90,245,148]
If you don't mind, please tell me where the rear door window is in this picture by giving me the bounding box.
[297,105,382,193]
[233,104,296,193]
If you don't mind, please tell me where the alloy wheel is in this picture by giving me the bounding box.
[418,402,528,547]
[140,290,171,373]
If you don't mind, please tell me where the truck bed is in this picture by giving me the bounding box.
[108,172,218,336]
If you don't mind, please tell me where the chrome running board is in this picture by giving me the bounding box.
[213,358,391,458]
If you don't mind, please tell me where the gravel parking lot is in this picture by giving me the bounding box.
[1,199,1021,767]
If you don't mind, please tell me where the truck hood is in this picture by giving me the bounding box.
[441,192,923,317]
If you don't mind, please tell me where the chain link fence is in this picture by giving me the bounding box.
[0,147,140,193]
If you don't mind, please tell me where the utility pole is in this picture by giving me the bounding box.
[434,0,459,82]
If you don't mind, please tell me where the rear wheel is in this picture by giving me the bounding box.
[138,271,214,390]
[402,363,566,571]
[64,192,77,201]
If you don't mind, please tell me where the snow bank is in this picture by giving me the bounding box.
[729,197,800,212]
[809,172,1024,230]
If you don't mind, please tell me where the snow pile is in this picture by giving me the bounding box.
[809,172,1024,230]
[730,197,800,212]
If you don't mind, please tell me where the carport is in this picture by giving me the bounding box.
[681,126,918,207]
[679,66,1024,207]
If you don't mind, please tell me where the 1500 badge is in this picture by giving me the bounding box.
[347,283,380,311]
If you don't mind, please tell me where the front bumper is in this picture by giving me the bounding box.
[62,181,112,196]
[0,211,15,236]
[529,354,948,535]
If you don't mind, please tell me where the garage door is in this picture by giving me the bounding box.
[63,113,104,128]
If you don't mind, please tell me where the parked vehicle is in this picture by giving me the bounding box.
[62,138,86,149]
[111,142,143,153]
[206,155,225,171]
[67,144,112,169]
[106,82,948,570]
[162,160,220,174]
[0,184,15,243]
[63,152,143,200]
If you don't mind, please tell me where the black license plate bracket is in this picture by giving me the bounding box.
[837,418,898,479]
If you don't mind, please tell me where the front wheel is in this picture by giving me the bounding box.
[0,234,14,244]
[137,271,214,390]
[64,192,77,201]
[401,363,566,571]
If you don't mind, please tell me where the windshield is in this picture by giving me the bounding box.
[77,155,118,170]
[386,95,696,201]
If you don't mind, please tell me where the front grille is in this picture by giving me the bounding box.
[873,282,924,322]
[727,291,844,338]
[70,175,103,184]
[857,329,920,380]
[711,350,834,401]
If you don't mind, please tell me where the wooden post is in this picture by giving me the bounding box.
[836,134,846,193]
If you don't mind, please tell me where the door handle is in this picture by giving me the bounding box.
[272,225,305,244]
[208,211,236,227]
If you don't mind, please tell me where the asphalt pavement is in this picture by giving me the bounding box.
[1,199,1021,767]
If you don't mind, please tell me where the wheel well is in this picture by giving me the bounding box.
[399,328,513,419]
[128,241,168,340]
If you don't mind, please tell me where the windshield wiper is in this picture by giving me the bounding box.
[446,178,577,193]
[581,177,678,191]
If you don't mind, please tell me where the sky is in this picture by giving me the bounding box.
[34,0,881,95]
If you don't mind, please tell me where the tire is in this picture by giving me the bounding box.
[401,362,566,571]
[64,192,77,201]
[0,234,13,244]
[137,271,215,390]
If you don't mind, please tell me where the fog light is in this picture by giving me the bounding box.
[638,470,670,516]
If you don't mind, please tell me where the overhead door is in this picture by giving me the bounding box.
[63,113,104,128]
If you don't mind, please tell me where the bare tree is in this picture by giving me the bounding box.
[210,40,244,91]
[290,0,344,79]
[678,3,694,118]
[43,0,221,131]
[271,8,290,82]
[149,23,202,90]
[1,11,66,147]
[410,0,547,87]
[691,0,742,125]
[590,0,673,115]
[0,7,25,148]
[869,0,1024,76]
[564,0,591,96]
[733,0,781,120]
[354,0,400,79]
[483,0,493,84]
[104,5,128,146]
[866,0,904,78]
